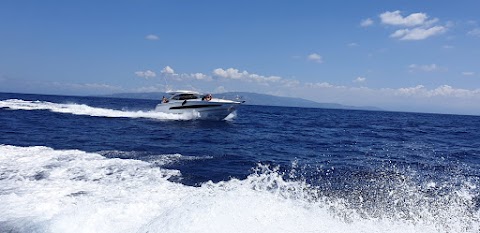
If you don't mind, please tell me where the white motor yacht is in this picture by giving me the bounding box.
[155,91,244,120]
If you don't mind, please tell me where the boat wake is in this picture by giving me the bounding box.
[0,99,200,120]
[0,145,478,233]
[224,110,237,121]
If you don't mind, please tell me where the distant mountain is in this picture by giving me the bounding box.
[100,92,380,111]
[217,92,380,111]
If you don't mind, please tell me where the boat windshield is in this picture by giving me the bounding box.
[171,94,199,100]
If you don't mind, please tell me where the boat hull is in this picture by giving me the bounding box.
[155,100,241,120]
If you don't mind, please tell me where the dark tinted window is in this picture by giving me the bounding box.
[172,94,199,100]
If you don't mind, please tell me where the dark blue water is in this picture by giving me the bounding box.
[1,92,480,232]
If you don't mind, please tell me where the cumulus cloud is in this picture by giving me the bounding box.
[380,11,429,27]
[161,66,175,75]
[158,66,213,82]
[212,68,282,83]
[395,85,425,96]
[213,68,242,79]
[307,53,323,63]
[190,73,212,81]
[377,10,446,41]
[360,18,374,27]
[135,70,156,79]
[347,42,358,47]
[390,26,446,40]
[145,34,159,40]
[353,77,366,83]
[427,85,479,97]
[136,66,212,82]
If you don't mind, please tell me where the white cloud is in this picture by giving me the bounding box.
[391,85,479,98]
[305,82,334,88]
[443,45,454,49]
[377,10,447,41]
[360,18,374,27]
[158,66,213,82]
[139,67,208,83]
[282,79,300,88]
[303,80,479,100]
[301,83,480,115]
[390,26,446,40]
[353,77,366,83]
[408,64,444,72]
[212,68,282,83]
[307,53,323,63]
[462,71,475,76]
[468,28,480,37]
[213,68,243,79]
[161,66,175,75]
[190,73,212,81]
[145,34,159,40]
[427,85,478,98]
[395,85,425,96]
[380,11,429,27]
[135,70,156,79]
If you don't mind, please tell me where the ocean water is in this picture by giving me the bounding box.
[0,92,479,233]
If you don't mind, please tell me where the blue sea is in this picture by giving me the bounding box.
[0,92,479,233]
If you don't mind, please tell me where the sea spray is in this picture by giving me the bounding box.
[1,145,479,233]
[0,99,199,120]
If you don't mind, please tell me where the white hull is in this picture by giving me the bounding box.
[155,98,242,120]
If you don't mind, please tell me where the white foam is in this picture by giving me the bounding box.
[224,110,237,121]
[0,99,199,120]
[0,145,479,233]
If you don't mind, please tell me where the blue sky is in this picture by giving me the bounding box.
[1,0,480,115]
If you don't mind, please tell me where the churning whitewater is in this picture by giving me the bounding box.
[0,145,479,233]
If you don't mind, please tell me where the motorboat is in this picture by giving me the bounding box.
[155,91,244,120]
